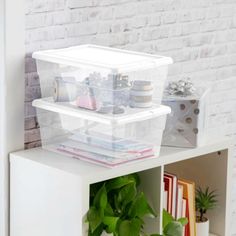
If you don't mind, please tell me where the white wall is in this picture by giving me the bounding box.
[0,0,7,234]
[0,0,25,235]
[24,0,236,234]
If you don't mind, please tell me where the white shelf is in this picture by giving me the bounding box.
[10,139,233,236]
[33,97,171,125]
[10,139,232,184]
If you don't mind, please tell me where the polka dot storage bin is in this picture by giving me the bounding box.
[162,87,210,148]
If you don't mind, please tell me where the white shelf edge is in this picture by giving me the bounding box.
[10,138,233,185]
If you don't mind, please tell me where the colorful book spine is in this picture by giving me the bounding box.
[163,172,196,236]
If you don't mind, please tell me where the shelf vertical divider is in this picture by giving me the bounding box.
[138,165,164,235]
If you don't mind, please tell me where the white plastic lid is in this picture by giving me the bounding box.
[32,44,173,73]
[32,98,171,125]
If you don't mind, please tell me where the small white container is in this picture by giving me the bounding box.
[33,98,171,168]
[196,219,209,236]
[32,44,173,113]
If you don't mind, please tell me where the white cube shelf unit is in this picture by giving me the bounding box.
[10,139,233,236]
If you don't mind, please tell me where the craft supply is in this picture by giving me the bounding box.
[131,81,153,91]
[130,80,153,108]
[97,106,113,114]
[53,77,77,102]
[112,106,125,114]
[130,95,152,103]
[76,95,96,110]
[130,101,153,108]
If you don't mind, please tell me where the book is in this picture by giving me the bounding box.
[165,172,178,218]
[66,138,153,159]
[178,179,196,236]
[164,175,173,214]
[52,140,155,168]
[163,190,168,211]
[176,184,183,219]
[70,131,153,154]
[184,198,190,236]
[182,198,187,236]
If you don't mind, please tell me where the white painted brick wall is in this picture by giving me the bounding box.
[25,0,236,234]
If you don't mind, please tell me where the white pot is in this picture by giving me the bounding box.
[196,218,209,236]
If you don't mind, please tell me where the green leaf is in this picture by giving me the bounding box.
[93,184,107,210]
[118,183,136,207]
[90,182,105,198]
[128,192,156,218]
[177,217,188,226]
[103,216,119,233]
[164,221,183,236]
[126,173,141,187]
[104,202,114,216]
[163,209,174,229]
[88,223,104,236]
[87,207,102,233]
[195,186,218,217]
[106,176,135,192]
[118,219,142,236]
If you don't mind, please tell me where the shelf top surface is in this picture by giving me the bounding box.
[10,139,232,184]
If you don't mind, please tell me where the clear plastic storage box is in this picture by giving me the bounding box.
[33,45,173,113]
[32,45,173,167]
[33,99,171,167]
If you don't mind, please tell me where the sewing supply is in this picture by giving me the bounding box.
[53,77,78,102]
[131,80,153,91]
[130,81,153,108]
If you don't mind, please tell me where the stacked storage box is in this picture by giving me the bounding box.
[32,45,173,167]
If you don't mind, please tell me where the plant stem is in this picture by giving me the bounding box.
[200,210,204,222]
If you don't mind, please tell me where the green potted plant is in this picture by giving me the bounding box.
[151,209,188,236]
[87,174,187,236]
[195,186,217,236]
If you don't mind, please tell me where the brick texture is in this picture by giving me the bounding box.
[25,0,236,233]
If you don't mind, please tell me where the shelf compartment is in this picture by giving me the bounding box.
[165,150,230,236]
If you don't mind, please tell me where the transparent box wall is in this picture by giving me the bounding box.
[33,45,173,115]
[36,107,169,167]
[36,60,169,112]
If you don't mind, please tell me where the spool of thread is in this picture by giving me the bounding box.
[131,81,153,91]
[53,77,78,102]
[130,81,153,108]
